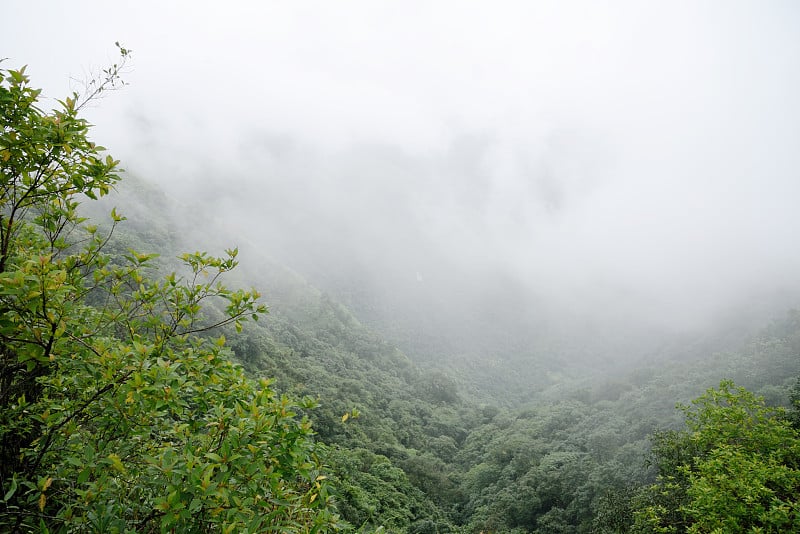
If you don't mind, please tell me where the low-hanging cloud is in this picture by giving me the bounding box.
[5,0,800,353]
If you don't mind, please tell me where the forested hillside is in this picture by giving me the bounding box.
[91,171,800,533]
[3,60,800,533]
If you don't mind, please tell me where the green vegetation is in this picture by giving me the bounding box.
[3,55,800,533]
[0,57,336,532]
[631,381,800,533]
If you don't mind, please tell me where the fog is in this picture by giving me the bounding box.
[5,1,800,363]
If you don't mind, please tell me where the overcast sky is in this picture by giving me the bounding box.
[4,1,800,333]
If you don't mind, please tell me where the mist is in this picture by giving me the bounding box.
[5,0,800,364]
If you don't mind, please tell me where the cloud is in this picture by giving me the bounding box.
[4,0,800,341]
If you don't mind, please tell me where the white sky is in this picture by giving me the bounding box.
[4,1,800,329]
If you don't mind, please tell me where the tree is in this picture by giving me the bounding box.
[0,53,339,532]
[632,381,800,533]
[789,375,800,430]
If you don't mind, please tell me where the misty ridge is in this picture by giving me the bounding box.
[110,106,800,376]
[75,0,800,444]
[5,1,800,532]
[69,0,800,372]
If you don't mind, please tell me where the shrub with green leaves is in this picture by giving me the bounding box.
[632,380,800,533]
[0,53,339,532]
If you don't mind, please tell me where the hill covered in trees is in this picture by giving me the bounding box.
[2,58,800,533]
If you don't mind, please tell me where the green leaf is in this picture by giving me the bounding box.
[77,468,91,485]
[3,477,17,502]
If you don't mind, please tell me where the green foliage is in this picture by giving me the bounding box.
[789,376,800,430]
[324,447,451,533]
[632,381,800,533]
[224,294,467,531]
[11,45,800,534]
[592,487,635,534]
[89,156,800,533]
[0,59,338,531]
[99,175,800,534]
